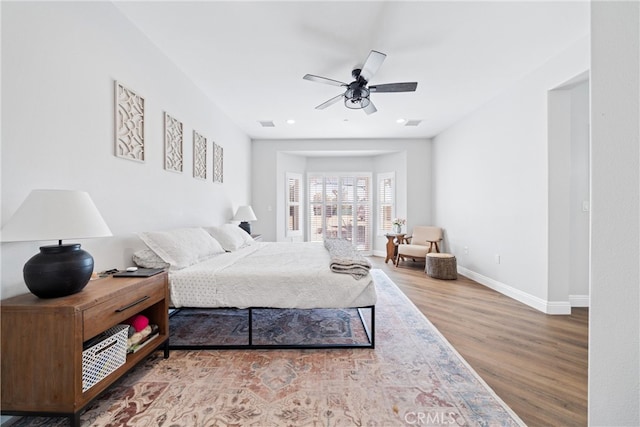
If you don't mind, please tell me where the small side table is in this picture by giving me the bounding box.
[426,253,458,279]
[384,233,406,263]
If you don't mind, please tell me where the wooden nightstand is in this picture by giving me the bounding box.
[1,272,170,426]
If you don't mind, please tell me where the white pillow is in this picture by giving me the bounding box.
[240,230,255,246]
[132,249,170,269]
[138,227,226,270]
[206,224,254,251]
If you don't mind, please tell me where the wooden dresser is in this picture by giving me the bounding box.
[1,272,170,426]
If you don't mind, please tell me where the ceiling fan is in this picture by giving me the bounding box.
[303,50,417,115]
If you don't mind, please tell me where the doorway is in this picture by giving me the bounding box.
[548,74,590,308]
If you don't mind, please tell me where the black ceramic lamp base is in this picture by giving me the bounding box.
[238,222,251,235]
[23,243,94,299]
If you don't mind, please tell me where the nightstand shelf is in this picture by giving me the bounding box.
[1,272,170,426]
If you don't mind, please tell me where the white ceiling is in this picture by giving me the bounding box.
[114,1,589,141]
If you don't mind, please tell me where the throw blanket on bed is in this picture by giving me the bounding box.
[324,238,372,280]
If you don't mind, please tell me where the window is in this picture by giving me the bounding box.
[308,173,371,252]
[377,172,395,235]
[286,172,302,237]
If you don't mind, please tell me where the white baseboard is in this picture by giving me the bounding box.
[372,250,386,258]
[569,294,590,307]
[457,266,572,315]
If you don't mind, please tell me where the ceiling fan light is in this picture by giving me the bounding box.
[344,96,370,109]
[345,98,360,109]
[345,88,355,100]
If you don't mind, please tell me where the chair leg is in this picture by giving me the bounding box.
[427,242,441,253]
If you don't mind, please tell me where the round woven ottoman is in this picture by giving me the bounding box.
[426,253,458,280]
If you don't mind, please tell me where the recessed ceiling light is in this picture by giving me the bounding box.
[396,118,406,124]
[286,119,296,124]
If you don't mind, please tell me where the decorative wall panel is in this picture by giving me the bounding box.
[164,112,183,172]
[213,143,223,183]
[115,81,145,161]
[193,131,207,180]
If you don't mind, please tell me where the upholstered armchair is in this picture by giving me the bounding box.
[395,226,443,266]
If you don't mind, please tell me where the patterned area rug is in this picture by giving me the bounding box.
[13,269,525,426]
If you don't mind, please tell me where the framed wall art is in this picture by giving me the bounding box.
[193,130,207,180]
[213,142,223,183]
[114,81,145,162]
[164,112,183,172]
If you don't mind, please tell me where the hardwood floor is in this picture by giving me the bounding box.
[370,256,588,427]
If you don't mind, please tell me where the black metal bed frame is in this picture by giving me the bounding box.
[168,305,375,350]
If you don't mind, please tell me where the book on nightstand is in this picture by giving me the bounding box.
[127,323,160,354]
[128,333,160,354]
[113,268,164,278]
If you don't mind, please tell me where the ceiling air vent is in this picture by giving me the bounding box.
[404,120,422,127]
[259,121,275,128]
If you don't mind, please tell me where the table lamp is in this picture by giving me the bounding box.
[1,189,112,298]
[232,205,257,234]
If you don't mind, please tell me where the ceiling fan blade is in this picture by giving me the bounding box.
[359,50,386,83]
[315,93,344,110]
[363,101,377,115]
[303,74,347,87]
[369,82,418,93]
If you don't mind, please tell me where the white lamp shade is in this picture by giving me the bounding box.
[232,205,257,222]
[1,189,112,242]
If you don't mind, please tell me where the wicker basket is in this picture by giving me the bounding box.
[82,324,128,392]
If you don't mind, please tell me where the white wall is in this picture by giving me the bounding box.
[1,2,251,298]
[589,1,639,425]
[306,156,376,172]
[432,36,589,312]
[251,139,430,253]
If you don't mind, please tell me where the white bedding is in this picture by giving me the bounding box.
[169,241,377,309]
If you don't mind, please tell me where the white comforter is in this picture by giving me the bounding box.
[169,242,377,309]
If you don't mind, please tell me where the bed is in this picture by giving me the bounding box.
[133,226,376,349]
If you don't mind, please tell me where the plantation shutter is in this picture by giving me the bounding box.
[308,174,324,242]
[378,172,395,235]
[286,172,302,237]
[353,175,371,251]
